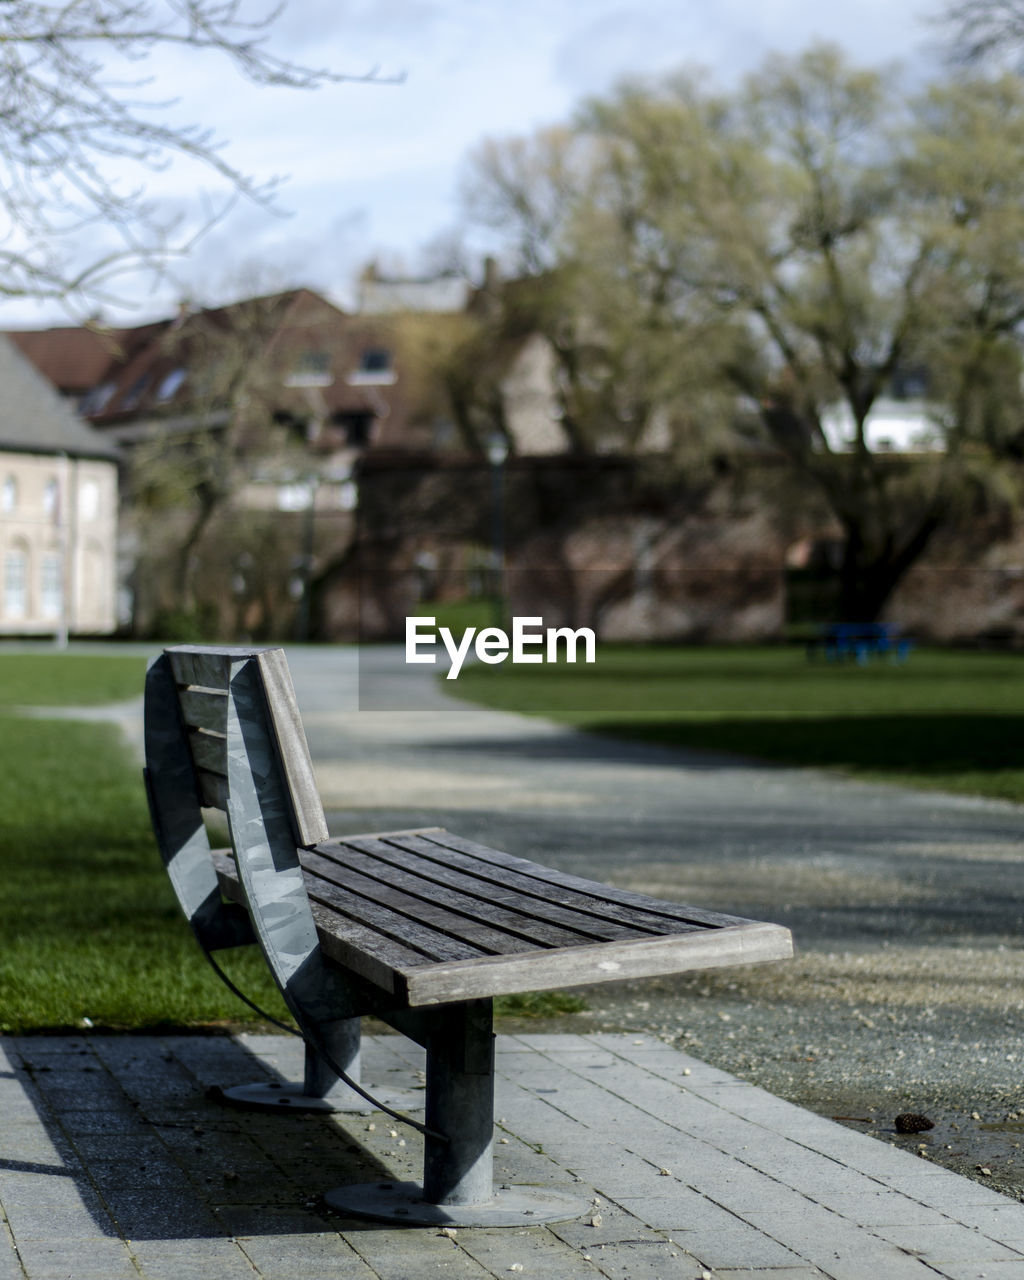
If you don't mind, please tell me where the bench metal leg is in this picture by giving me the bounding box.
[324,1001,586,1226]
[219,1020,424,1115]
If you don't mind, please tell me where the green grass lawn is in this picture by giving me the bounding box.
[450,645,1024,804]
[0,651,148,706]
[0,651,292,1032]
[0,650,563,1031]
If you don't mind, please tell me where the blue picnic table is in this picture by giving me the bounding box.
[807,622,913,665]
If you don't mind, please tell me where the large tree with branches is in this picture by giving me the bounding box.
[462,46,1024,622]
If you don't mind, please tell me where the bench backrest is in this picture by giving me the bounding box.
[143,645,329,952]
[144,644,361,1043]
[161,645,327,843]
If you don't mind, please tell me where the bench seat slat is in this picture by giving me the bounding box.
[374,832,742,933]
[299,855,540,957]
[304,874,487,964]
[168,648,231,691]
[322,837,679,944]
[188,728,227,776]
[402,921,793,1006]
[212,853,425,993]
[179,688,228,734]
[413,830,753,929]
[305,847,634,952]
[197,767,229,810]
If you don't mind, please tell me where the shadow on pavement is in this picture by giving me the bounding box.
[2,1033,407,1242]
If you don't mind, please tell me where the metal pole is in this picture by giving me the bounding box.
[423,999,495,1206]
[55,453,70,649]
[486,438,507,629]
[296,477,317,643]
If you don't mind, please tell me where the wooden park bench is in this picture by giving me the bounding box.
[144,644,793,1226]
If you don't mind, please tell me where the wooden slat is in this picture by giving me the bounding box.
[257,648,329,847]
[179,688,227,734]
[302,872,486,964]
[303,849,568,955]
[187,728,227,776]
[415,830,754,929]
[212,853,416,995]
[197,767,229,810]
[372,833,724,934]
[212,850,239,884]
[402,922,794,1006]
[167,647,233,691]
[318,842,631,946]
[320,837,668,945]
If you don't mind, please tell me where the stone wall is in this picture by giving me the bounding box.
[316,454,796,642]
[314,451,1024,646]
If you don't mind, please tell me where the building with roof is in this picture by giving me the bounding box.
[0,337,119,636]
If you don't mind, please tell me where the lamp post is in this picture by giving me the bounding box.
[486,434,508,628]
[295,474,320,643]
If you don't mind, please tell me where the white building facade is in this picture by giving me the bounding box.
[0,338,119,636]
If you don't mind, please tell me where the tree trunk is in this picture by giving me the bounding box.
[836,506,943,623]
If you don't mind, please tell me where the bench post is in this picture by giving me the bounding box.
[423,1000,494,1206]
[304,1034,358,1101]
[326,995,585,1225]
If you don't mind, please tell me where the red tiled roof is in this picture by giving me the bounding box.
[4,322,170,394]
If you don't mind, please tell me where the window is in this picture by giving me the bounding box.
[79,480,100,521]
[1,476,16,513]
[42,479,59,522]
[79,382,116,416]
[277,482,315,512]
[41,554,62,619]
[119,374,151,412]
[360,348,392,374]
[347,347,396,387]
[890,368,929,401]
[4,549,27,618]
[284,350,332,388]
[155,368,186,403]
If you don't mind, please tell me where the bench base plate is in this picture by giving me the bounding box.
[324,1180,587,1226]
[219,1082,424,1115]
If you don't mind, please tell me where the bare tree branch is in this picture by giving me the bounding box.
[943,0,1024,63]
[0,0,398,309]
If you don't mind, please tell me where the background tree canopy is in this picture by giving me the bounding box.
[461,44,1024,622]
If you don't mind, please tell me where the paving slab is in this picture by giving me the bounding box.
[2,1031,1024,1280]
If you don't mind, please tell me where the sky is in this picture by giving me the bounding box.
[1,0,950,329]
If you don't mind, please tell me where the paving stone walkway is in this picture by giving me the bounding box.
[2,1031,1023,1280]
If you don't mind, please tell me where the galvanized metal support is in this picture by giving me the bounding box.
[324,998,586,1226]
[423,1000,494,1206]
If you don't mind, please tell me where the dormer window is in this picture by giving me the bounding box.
[347,347,396,386]
[155,368,186,403]
[361,348,391,374]
[79,382,116,416]
[119,374,151,412]
[285,350,333,388]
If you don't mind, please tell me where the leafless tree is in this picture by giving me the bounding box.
[944,0,1024,63]
[0,0,389,307]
